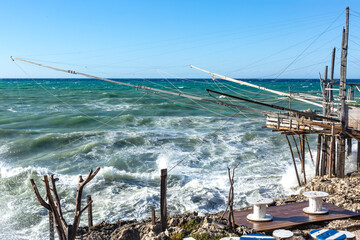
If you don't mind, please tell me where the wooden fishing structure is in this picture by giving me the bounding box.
[191,7,360,186]
[11,7,358,188]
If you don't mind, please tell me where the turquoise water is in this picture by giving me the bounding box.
[0,78,357,239]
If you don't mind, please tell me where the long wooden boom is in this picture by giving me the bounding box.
[207,89,339,122]
[190,65,323,107]
[10,56,268,114]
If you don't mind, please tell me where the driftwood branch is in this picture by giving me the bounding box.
[30,167,100,240]
[221,162,239,228]
[49,174,66,224]
[71,167,100,239]
[43,175,67,240]
[30,179,51,211]
[80,200,93,215]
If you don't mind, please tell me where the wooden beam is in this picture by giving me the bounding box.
[207,89,339,122]
[285,135,301,187]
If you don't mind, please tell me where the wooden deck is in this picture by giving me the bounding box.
[228,202,360,232]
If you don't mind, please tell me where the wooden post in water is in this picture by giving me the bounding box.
[152,208,156,225]
[292,135,306,183]
[304,135,314,165]
[49,211,54,240]
[87,195,93,230]
[160,169,167,232]
[285,135,301,186]
[316,134,321,176]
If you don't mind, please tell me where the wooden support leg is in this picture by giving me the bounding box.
[292,135,305,184]
[321,135,328,176]
[347,138,352,155]
[316,135,321,176]
[285,135,301,187]
[328,125,335,177]
[337,138,346,178]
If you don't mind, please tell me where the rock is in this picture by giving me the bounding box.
[168,218,179,227]
[111,227,140,240]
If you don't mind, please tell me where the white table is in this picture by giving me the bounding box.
[272,229,293,239]
[246,197,274,222]
[302,191,329,214]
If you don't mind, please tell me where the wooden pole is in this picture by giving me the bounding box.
[347,138,352,155]
[49,211,54,240]
[324,66,330,117]
[316,134,321,176]
[160,168,167,232]
[289,86,291,109]
[87,195,93,230]
[152,208,156,225]
[285,135,301,186]
[340,7,349,132]
[328,124,335,177]
[337,137,346,178]
[292,135,306,184]
[321,135,328,176]
[301,135,307,183]
[338,9,348,180]
[304,135,314,165]
[330,47,336,102]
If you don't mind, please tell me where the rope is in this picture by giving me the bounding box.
[272,10,344,80]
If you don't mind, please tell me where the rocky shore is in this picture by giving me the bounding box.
[77,173,360,240]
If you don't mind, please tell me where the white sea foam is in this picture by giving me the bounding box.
[7,108,17,112]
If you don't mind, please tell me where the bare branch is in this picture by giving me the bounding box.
[48,174,66,224]
[71,167,100,239]
[30,179,51,211]
[43,175,68,238]
[80,200,93,215]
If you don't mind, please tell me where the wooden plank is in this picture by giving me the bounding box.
[228,202,360,232]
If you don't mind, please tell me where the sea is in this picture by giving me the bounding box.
[0,78,358,239]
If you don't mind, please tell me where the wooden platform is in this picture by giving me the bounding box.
[228,202,360,231]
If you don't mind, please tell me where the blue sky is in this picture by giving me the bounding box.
[1,0,360,79]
